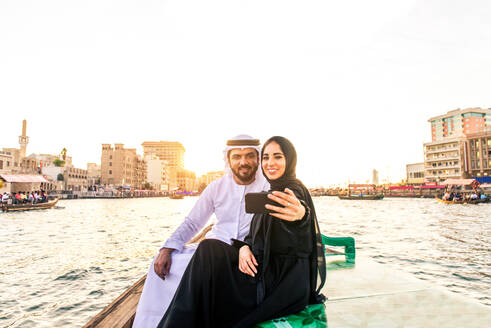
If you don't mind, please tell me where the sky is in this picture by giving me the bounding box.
[1,0,491,187]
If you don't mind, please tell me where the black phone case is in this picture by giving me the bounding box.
[245,192,281,214]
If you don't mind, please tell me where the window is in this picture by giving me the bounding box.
[0,160,3,169]
[109,170,112,175]
[110,155,112,160]
[109,162,112,166]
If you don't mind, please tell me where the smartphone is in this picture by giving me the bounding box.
[245,192,282,214]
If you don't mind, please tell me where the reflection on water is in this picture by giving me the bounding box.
[0,197,489,327]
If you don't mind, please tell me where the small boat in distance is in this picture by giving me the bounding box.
[1,198,59,212]
[169,193,184,199]
[338,184,384,200]
[436,178,489,204]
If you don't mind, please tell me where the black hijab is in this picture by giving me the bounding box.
[261,136,326,304]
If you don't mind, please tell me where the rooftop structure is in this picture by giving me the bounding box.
[428,107,491,142]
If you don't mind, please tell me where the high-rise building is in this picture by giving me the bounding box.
[101,144,147,188]
[428,108,491,142]
[141,141,185,169]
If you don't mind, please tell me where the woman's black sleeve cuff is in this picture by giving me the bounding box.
[231,238,250,249]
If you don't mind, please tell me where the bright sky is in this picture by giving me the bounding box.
[2,0,491,187]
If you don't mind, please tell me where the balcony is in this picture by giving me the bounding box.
[425,146,460,154]
[425,156,460,162]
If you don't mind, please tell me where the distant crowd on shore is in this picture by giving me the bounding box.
[0,190,49,205]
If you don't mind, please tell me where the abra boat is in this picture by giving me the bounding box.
[338,194,384,200]
[437,178,489,204]
[338,184,384,200]
[83,225,491,328]
[169,193,184,199]
[83,226,354,328]
[1,198,59,212]
[435,196,488,205]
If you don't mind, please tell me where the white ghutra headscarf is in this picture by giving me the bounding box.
[223,134,262,178]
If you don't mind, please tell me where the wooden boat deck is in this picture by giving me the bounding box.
[84,225,490,328]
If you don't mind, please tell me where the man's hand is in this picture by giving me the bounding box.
[265,188,306,222]
[238,245,258,277]
[154,247,175,280]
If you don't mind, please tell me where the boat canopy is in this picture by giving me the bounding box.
[388,186,415,190]
[441,178,476,186]
[0,174,49,183]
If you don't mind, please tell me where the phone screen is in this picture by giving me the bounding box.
[245,192,282,214]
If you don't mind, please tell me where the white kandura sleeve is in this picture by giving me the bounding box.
[161,182,216,252]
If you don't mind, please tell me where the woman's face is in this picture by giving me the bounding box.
[262,141,286,180]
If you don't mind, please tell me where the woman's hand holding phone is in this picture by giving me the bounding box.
[265,188,305,222]
[238,245,258,277]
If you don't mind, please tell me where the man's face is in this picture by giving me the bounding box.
[228,148,259,184]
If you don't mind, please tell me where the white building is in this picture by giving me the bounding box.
[424,137,465,183]
[145,155,170,191]
[406,163,425,185]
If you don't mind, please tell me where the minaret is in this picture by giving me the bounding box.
[18,119,29,158]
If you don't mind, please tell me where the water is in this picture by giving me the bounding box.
[1,197,490,327]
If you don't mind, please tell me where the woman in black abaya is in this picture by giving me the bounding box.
[158,136,326,328]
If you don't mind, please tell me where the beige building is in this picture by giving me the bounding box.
[34,153,73,168]
[42,165,88,191]
[101,144,147,189]
[141,141,185,169]
[0,150,14,174]
[406,163,425,185]
[465,129,491,179]
[424,137,466,182]
[2,148,22,172]
[176,169,196,192]
[63,166,89,191]
[87,163,101,186]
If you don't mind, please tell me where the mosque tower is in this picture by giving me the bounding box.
[18,119,29,158]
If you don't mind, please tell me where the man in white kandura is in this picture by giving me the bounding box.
[132,135,306,328]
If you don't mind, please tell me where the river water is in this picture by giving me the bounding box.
[1,197,490,327]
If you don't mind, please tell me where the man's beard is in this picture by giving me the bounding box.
[231,164,258,183]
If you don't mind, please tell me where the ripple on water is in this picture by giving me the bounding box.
[54,269,88,281]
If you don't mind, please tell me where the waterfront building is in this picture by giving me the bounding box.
[176,168,196,192]
[34,153,73,168]
[42,164,89,191]
[424,137,465,183]
[0,150,14,174]
[406,163,424,185]
[87,163,101,186]
[464,129,491,181]
[141,141,185,169]
[145,155,170,191]
[204,170,225,185]
[2,148,22,172]
[101,144,147,189]
[20,155,41,174]
[428,107,491,142]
